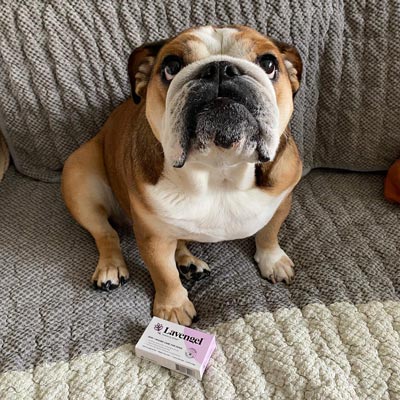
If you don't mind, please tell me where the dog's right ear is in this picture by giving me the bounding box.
[128,40,168,104]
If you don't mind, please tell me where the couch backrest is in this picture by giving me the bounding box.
[0,1,399,182]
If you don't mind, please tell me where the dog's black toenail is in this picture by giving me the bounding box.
[192,315,200,323]
[109,283,119,290]
[194,272,207,281]
[178,265,190,274]
[189,264,197,272]
[120,276,127,286]
[101,281,112,291]
[203,269,210,276]
[93,281,99,290]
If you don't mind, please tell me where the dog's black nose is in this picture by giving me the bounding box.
[199,61,242,81]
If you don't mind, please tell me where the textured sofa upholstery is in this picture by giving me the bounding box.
[1,1,399,181]
[0,2,399,399]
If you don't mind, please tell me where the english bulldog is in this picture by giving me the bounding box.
[62,25,303,325]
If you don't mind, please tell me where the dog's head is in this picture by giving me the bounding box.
[128,25,302,168]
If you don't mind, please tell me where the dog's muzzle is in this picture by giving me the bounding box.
[165,56,278,168]
[193,61,259,149]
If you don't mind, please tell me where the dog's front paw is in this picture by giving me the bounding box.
[153,288,197,326]
[92,257,129,291]
[176,255,210,281]
[254,246,294,284]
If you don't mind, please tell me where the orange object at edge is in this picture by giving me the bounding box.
[384,160,400,204]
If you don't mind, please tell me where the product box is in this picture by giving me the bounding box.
[135,317,216,380]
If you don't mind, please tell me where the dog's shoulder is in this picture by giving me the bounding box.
[103,98,164,184]
[100,99,165,216]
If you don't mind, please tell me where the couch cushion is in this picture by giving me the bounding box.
[0,166,399,376]
[0,1,399,182]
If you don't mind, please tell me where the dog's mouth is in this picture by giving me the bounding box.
[171,80,275,168]
[194,97,259,150]
[173,98,271,168]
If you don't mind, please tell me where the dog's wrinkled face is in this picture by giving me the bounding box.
[128,26,302,168]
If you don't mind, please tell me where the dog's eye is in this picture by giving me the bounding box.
[162,56,182,82]
[259,54,278,80]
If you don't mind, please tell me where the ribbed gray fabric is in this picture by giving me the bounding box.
[0,1,399,182]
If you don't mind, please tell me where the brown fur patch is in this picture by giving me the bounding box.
[255,131,302,195]
[152,32,205,71]
[234,26,281,60]
[101,99,164,215]
[234,26,302,95]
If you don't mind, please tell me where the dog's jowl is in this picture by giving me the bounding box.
[62,25,303,325]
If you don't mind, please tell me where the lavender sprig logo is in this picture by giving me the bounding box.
[185,348,197,358]
[154,323,163,332]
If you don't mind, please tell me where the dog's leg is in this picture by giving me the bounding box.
[175,240,210,281]
[135,233,196,325]
[62,135,129,290]
[254,194,294,284]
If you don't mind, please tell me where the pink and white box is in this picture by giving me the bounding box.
[135,316,216,380]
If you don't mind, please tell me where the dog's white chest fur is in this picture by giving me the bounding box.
[146,159,288,242]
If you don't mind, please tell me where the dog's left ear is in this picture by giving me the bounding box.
[127,39,168,104]
[273,40,303,95]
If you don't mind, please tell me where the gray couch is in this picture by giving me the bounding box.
[1,2,399,399]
